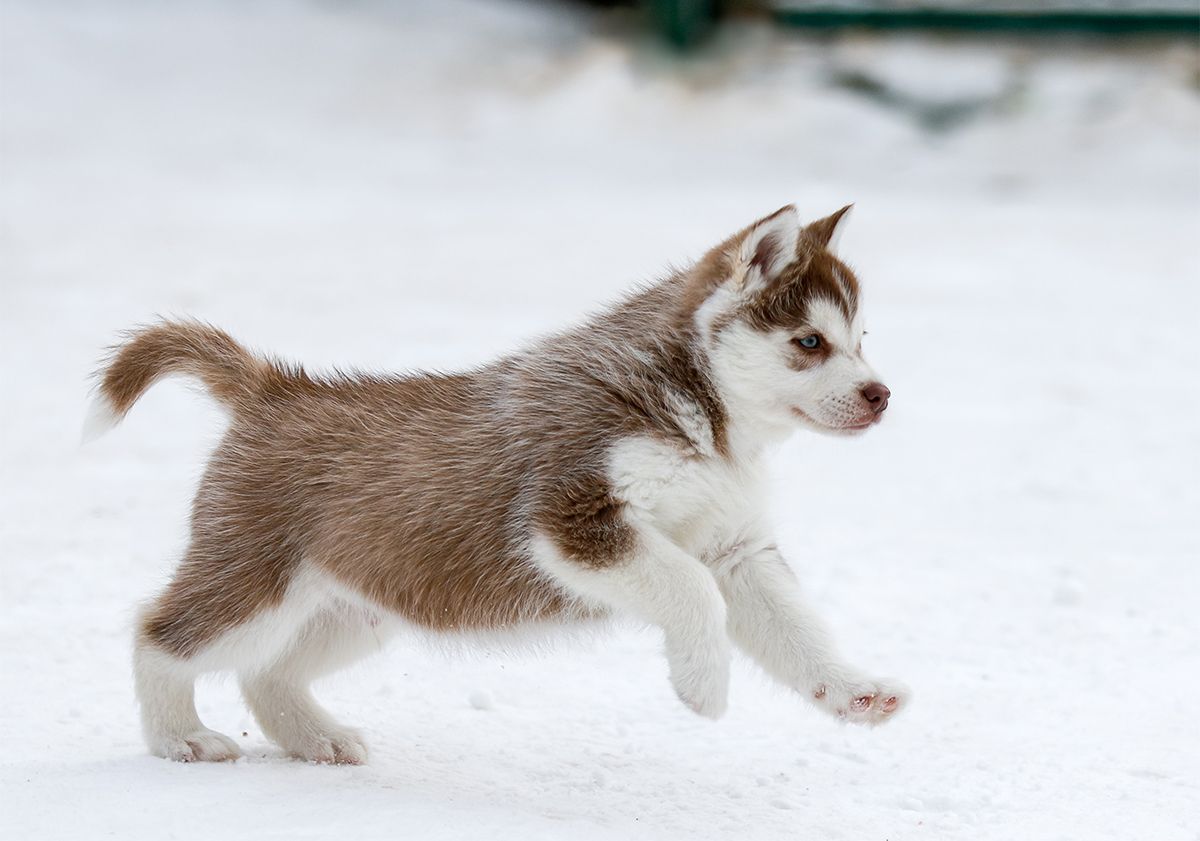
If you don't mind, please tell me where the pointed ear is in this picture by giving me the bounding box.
[729,205,802,295]
[803,204,853,255]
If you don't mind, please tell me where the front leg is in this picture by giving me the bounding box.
[534,527,731,719]
[716,543,909,725]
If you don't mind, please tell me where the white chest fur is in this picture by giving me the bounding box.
[607,435,768,562]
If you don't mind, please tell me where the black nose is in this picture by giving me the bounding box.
[861,382,891,414]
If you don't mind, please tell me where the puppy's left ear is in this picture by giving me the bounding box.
[730,205,802,294]
[803,204,854,256]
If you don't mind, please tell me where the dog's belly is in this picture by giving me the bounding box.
[607,435,767,560]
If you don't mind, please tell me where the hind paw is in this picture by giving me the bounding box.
[287,728,369,765]
[155,728,242,762]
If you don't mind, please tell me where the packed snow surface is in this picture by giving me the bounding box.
[2,2,1197,839]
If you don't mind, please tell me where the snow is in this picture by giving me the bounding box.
[1,1,1198,839]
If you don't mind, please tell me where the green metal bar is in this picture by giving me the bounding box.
[773,8,1200,35]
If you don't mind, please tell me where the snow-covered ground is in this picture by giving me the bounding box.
[2,2,1198,839]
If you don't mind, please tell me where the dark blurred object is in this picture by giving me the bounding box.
[572,0,723,48]
[648,0,722,47]
[610,0,1200,47]
[774,1,1200,35]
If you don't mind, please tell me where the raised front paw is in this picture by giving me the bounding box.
[809,671,910,726]
[667,638,731,720]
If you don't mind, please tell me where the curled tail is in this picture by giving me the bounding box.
[85,320,276,441]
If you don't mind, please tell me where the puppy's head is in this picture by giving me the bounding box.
[692,204,888,439]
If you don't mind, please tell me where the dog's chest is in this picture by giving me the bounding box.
[607,435,766,557]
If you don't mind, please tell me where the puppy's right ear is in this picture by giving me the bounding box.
[729,205,802,295]
[803,204,854,256]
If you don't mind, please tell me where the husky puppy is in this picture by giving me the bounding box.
[89,204,908,764]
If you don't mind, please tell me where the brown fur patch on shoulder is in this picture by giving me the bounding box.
[535,472,636,569]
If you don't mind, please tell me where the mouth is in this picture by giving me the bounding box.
[791,408,878,434]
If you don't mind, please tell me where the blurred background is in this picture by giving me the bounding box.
[2,0,1197,364]
[2,2,1198,840]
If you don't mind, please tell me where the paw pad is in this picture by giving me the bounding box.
[808,674,910,727]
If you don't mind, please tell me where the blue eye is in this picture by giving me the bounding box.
[795,335,821,350]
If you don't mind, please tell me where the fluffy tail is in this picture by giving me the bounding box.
[85,320,275,441]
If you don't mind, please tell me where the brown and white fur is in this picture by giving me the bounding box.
[88,204,909,765]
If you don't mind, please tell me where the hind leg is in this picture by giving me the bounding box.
[134,558,326,762]
[133,631,242,762]
[240,607,389,765]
